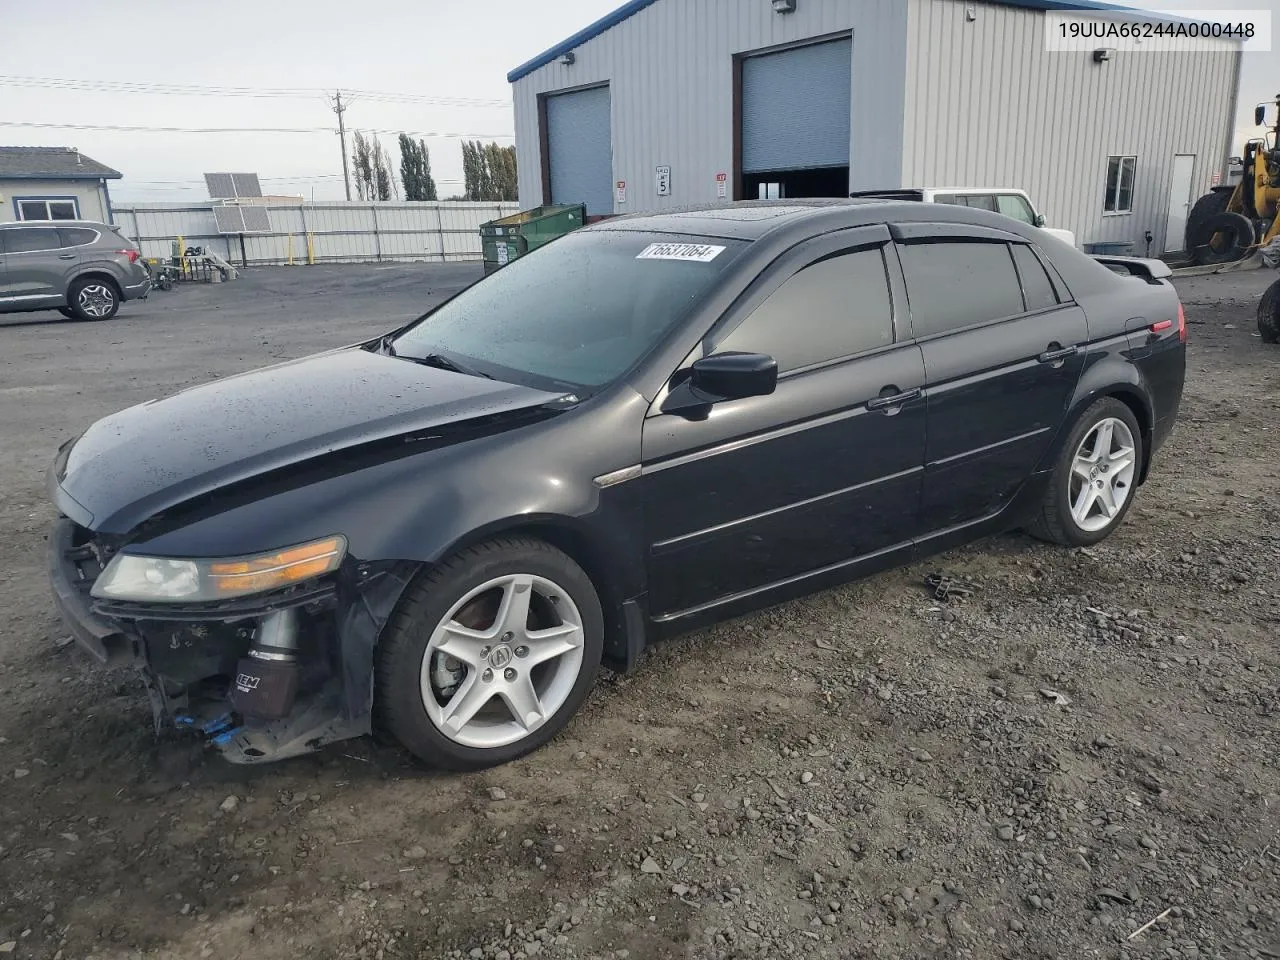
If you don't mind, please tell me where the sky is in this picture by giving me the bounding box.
[1,0,1277,203]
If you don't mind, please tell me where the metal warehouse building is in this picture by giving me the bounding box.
[508,0,1240,254]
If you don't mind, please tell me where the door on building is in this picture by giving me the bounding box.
[738,36,852,202]
[1165,154,1196,254]
[543,85,613,217]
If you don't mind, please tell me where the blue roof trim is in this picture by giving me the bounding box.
[507,0,1158,84]
[507,0,660,82]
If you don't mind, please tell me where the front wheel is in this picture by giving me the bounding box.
[67,278,120,321]
[375,538,603,770]
[1028,398,1144,547]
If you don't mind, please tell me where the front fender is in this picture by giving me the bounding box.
[126,390,650,620]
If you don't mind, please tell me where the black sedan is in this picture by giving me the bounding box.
[48,200,1186,770]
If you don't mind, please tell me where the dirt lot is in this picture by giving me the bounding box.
[0,264,1277,960]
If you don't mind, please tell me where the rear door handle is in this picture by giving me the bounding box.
[1038,345,1077,364]
[57,253,76,260]
[866,386,922,412]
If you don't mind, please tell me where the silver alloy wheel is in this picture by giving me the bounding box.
[77,283,116,319]
[1069,416,1137,533]
[420,573,585,749]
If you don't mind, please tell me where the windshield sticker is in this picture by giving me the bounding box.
[636,242,726,262]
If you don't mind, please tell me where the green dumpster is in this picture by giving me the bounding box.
[480,203,586,275]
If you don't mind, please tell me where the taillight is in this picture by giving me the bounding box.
[116,249,139,263]
[1149,303,1186,342]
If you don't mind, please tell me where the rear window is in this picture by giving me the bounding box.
[899,240,1025,337]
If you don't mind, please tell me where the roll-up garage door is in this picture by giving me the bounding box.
[741,37,852,174]
[546,85,613,216]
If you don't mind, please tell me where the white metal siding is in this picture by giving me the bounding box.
[112,202,519,265]
[0,179,109,223]
[741,37,853,173]
[511,0,909,213]
[546,85,615,215]
[903,0,1240,253]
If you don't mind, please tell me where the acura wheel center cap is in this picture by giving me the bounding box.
[488,645,513,669]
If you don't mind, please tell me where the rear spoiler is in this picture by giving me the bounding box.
[1092,255,1173,283]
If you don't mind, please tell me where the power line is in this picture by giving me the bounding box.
[0,121,514,138]
[0,75,510,108]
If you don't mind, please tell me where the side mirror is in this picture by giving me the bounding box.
[690,351,778,400]
[1257,104,1267,127]
[1034,213,1046,228]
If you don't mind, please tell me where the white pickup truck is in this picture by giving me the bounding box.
[848,187,1077,248]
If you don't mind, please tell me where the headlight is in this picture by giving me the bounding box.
[91,536,347,602]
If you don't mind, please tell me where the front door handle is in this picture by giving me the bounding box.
[57,253,76,260]
[866,386,922,413]
[1038,344,1077,365]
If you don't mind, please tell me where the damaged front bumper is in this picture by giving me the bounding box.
[48,517,413,763]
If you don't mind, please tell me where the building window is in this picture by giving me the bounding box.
[15,197,79,221]
[1103,157,1136,214]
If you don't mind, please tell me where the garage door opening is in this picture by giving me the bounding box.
[736,35,852,202]
[743,166,850,201]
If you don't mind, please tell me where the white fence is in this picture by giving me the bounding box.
[111,200,521,266]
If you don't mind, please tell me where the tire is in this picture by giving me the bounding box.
[1259,277,1280,344]
[57,307,75,319]
[375,537,604,771]
[1027,398,1144,548]
[66,277,120,321]
[1183,189,1232,251]
[1192,211,1255,265]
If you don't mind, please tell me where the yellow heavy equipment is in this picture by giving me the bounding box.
[1188,95,1280,266]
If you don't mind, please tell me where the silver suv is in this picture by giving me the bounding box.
[0,220,150,321]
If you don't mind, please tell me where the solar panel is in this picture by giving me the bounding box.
[213,205,244,233]
[204,173,237,199]
[212,204,271,234]
[204,172,263,199]
[231,173,263,198]
[239,205,271,232]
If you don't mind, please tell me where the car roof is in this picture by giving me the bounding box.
[587,198,1042,245]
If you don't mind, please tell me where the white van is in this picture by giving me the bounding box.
[849,187,1077,248]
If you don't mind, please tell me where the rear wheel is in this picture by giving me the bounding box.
[1192,211,1254,265]
[1028,398,1144,547]
[1259,277,1280,343]
[67,277,119,321]
[375,537,603,770]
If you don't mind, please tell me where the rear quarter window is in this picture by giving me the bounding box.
[58,227,99,247]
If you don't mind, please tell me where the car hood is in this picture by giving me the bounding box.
[55,347,566,535]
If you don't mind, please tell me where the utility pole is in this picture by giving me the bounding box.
[327,90,352,201]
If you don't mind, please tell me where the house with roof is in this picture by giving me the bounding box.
[507,0,1242,254]
[0,146,122,224]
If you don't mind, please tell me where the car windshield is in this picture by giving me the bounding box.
[390,230,747,390]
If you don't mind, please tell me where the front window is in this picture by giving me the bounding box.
[996,193,1036,225]
[16,198,79,221]
[1104,157,1137,214]
[390,230,747,390]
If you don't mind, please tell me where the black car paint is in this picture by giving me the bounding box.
[47,200,1186,762]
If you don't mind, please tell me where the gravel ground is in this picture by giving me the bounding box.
[0,263,1277,960]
